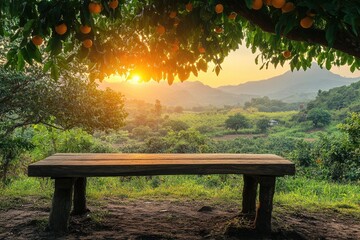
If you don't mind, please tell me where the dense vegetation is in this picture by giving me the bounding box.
[307,81,360,112]
[244,96,300,112]
[1,0,360,82]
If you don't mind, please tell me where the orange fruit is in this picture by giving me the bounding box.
[55,23,67,35]
[282,2,295,13]
[264,0,272,6]
[198,46,206,53]
[156,25,165,35]
[272,0,285,8]
[88,2,102,14]
[80,25,91,34]
[228,12,237,20]
[282,50,291,58]
[300,16,314,28]
[83,39,93,48]
[214,26,223,33]
[185,2,193,12]
[108,0,118,9]
[31,35,43,46]
[215,4,224,14]
[252,0,263,10]
[169,11,177,19]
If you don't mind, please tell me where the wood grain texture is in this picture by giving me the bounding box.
[28,153,295,177]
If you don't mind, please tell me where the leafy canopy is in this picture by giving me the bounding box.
[1,0,360,83]
[0,67,127,137]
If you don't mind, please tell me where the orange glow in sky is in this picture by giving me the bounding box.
[106,45,360,87]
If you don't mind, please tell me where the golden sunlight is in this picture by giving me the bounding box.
[128,75,141,84]
[105,74,142,85]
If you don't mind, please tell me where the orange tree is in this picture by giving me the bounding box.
[0,0,359,84]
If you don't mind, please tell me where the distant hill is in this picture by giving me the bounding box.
[218,64,359,103]
[306,80,360,112]
[99,63,359,107]
[99,81,256,108]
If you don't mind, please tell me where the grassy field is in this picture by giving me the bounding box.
[1,175,359,217]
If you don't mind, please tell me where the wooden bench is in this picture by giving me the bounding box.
[28,153,295,234]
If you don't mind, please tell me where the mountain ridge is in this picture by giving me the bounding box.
[99,64,359,107]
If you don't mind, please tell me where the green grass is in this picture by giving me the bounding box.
[1,175,359,216]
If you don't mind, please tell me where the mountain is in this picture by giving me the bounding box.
[99,81,256,108]
[99,63,360,107]
[218,64,359,102]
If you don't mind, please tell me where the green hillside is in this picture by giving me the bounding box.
[307,81,360,112]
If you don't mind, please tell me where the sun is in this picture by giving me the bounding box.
[127,75,142,84]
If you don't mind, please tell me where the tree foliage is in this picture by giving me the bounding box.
[0,67,127,136]
[225,113,250,132]
[307,81,360,112]
[1,0,359,82]
[306,108,331,127]
[244,96,299,112]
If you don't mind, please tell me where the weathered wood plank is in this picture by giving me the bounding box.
[28,153,295,177]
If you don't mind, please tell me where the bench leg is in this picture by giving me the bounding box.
[242,175,258,214]
[73,177,88,215]
[255,176,276,233]
[49,178,75,233]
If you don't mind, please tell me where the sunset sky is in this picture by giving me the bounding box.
[107,45,360,87]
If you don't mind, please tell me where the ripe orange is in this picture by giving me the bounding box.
[214,26,223,33]
[282,2,295,13]
[80,25,91,34]
[185,2,193,12]
[108,0,118,10]
[31,35,43,46]
[156,25,165,35]
[300,16,314,28]
[169,11,177,19]
[272,0,285,8]
[282,50,291,58]
[198,45,206,53]
[88,2,102,14]
[215,4,224,14]
[83,39,93,48]
[252,0,263,10]
[55,23,67,35]
[228,12,237,20]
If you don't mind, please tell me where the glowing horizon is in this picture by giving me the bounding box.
[105,45,360,87]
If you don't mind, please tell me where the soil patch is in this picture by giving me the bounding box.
[0,197,359,239]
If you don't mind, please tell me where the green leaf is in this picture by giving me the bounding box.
[51,63,60,80]
[16,51,25,71]
[20,47,33,65]
[43,60,53,73]
[22,19,35,37]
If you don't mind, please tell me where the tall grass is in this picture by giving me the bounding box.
[1,175,359,215]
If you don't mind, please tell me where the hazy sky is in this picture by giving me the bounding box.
[107,45,360,87]
[194,45,360,87]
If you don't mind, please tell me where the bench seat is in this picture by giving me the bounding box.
[28,153,295,177]
[28,153,295,235]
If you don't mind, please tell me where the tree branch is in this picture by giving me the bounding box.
[231,1,360,59]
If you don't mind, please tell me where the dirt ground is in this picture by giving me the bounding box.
[0,197,359,240]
